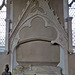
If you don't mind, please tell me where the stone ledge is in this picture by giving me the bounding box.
[12,65,62,75]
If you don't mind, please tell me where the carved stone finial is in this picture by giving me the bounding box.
[2,64,11,75]
[33,0,39,7]
[44,0,50,3]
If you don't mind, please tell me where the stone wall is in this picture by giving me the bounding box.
[68,54,75,75]
[0,52,9,75]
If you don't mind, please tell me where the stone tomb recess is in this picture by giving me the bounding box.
[12,0,62,75]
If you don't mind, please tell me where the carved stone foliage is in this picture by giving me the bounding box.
[10,0,68,53]
[12,65,62,75]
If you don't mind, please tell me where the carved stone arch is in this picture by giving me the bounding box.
[11,14,48,53]
[18,11,56,31]
[12,10,60,53]
[18,16,58,44]
[18,14,48,33]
